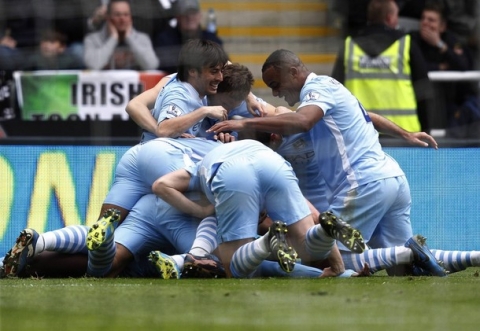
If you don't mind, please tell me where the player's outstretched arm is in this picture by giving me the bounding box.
[369,112,438,149]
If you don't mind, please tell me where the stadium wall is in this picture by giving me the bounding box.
[0,145,479,255]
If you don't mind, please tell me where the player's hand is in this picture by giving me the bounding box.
[319,267,343,278]
[207,120,245,134]
[351,263,371,277]
[206,106,228,121]
[214,132,236,143]
[246,94,267,117]
[404,132,438,149]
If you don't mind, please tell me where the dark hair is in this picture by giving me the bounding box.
[237,131,272,145]
[177,39,229,81]
[217,63,254,102]
[40,29,67,45]
[423,1,446,21]
[261,49,302,73]
[367,0,396,24]
[107,0,131,14]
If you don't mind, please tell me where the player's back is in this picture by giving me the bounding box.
[301,75,404,193]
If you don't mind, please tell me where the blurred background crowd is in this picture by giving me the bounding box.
[0,0,479,140]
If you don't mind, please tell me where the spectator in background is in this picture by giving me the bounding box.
[411,1,480,138]
[0,0,49,70]
[0,0,108,71]
[130,0,175,40]
[411,2,473,72]
[329,0,371,38]
[23,29,84,70]
[83,0,159,70]
[0,29,23,71]
[442,0,479,70]
[331,0,432,133]
[153,0,224,74]
[87,1,109,32]
[52,0,106,67]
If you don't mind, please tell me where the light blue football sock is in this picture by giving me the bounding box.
[87,235,116,277]
[230,236,270,278]
[41,225,89,255]
[431,249,480,273]
[342,246,411,274]
[189,216,218,256]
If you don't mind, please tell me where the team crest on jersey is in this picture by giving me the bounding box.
[305,91,320,101]
[166,104,182,117]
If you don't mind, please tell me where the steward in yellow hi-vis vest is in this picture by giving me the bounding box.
[344,34,421,132]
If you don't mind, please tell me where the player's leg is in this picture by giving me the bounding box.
[262,157,356,275]
[251,260,359,278]
[341,236,447,277]
[175,215,225,279]
[230,220,299,278]
[328,176,411,275]
[211,158,281,278]
[149,193,220,279]
[1,225,89,277]
[87,145,148,250]
[188,216,218,257]
[342,247,413,274]
[105,194,171,277]
[431,249,480,273]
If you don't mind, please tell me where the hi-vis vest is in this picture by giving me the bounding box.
[344,35,421,132]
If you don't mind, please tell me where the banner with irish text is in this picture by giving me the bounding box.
[14,70,165,121]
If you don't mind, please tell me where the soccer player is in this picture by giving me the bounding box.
[208,49,436,276]
[142,38,230,142]
[152,139,366,278]
[1,193,221,279]
[127,61,269,144]
[87,63,258,252]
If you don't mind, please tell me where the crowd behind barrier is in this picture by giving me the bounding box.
[427,70,480,138]
[1,69,479,141]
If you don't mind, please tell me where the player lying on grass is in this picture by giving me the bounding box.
[2,193,220,279]
[1,197,367,279]
[141,210,474,278]
[3,200,478,279]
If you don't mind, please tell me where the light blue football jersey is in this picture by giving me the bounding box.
[298,74,404,195]
[276,132,330,212]
[186,140,276,203]
[142,76,208,142]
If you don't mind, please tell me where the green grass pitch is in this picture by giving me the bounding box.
[2,269,480,331]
